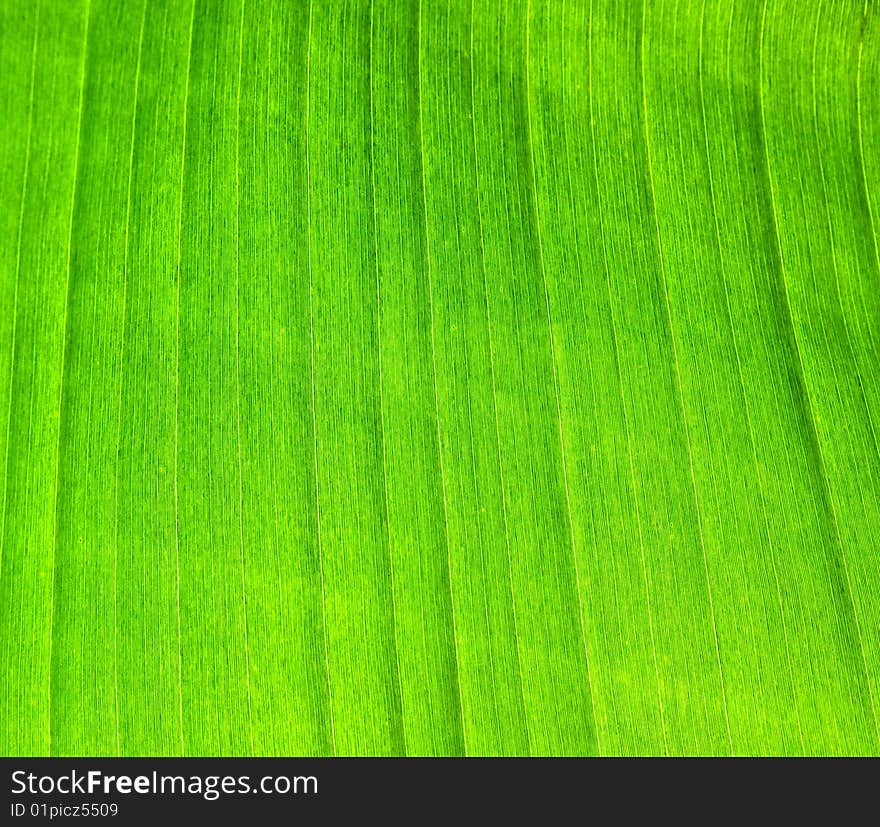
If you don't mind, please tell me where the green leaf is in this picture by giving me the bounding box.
[1,0,878,756]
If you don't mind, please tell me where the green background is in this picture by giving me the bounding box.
[1,0,879,756]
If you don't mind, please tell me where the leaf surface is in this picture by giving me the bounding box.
[1,0,878,756]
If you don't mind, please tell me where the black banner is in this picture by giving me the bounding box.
[0,757,874,823]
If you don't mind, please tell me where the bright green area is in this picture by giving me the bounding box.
[1,0,878,756]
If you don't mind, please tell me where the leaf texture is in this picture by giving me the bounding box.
[0,0,879,756]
